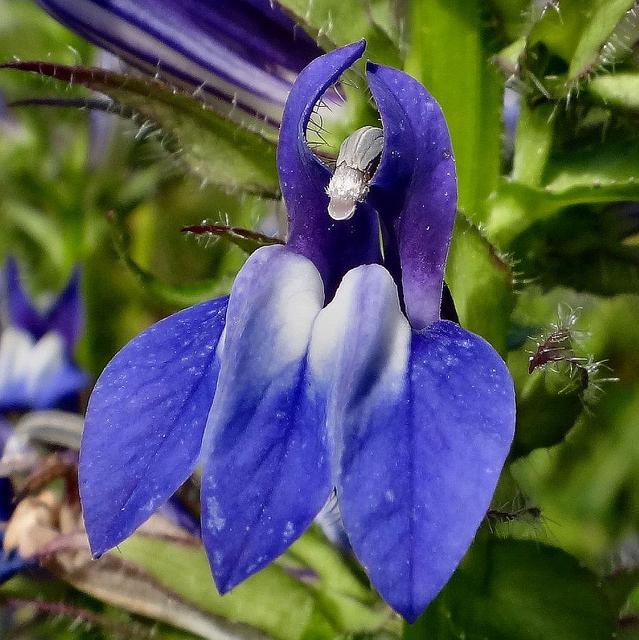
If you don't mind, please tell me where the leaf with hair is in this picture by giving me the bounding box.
[1,61,280,197]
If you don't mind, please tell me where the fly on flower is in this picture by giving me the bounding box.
[0,258,87,414]
[80,41,515,622]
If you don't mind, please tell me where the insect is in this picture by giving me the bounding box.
[326,126,384,221]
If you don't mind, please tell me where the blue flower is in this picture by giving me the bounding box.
[0,258,88,413]
[80,42,515,622]
[0,531,35,584]
[35,0,323,124]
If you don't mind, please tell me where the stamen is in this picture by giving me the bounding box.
[326,126,383,220]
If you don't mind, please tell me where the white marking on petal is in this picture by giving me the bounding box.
[309,265,411,467]
[0,328,68,405]
[25,332,67,398]
[0,327,34,391]
[205,496,226,532]
[310,265,411,385]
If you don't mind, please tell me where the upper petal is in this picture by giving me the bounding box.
[4,257,46,339]
[200,245,331,592]
[80,296,227,556]
[278,42,381,298]
[367,63,457,329]
[4,258,83,350]
[310,265,514,621]
[44,266,84,351]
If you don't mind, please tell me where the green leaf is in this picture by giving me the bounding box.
[487,135,639,247]
[489,0,534,41]
[405,537,616,639]
[1,61,280,197]
[603,567,639,612]
[3,201,67,271]
[512,365,584,458]
[285,528,392,635]
[119,534,387,640]
[511,294,639,559]
[522,0,637,97]
[406,0,502,221]
[570,1,636,80]
[47,546,264,640]
[512,103,555,187]
[508,206,639,296]
[589,72,639,110]
[276,0,401,67]
[543,139,639,197]
[445,214,514,355]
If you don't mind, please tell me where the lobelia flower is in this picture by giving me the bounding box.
[80,41,516,621]
[35,0,324,125]
[0,258,87,414]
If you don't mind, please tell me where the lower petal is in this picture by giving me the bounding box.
[200,245,331,592]
[310,265,515,621]
[80,296,228,556]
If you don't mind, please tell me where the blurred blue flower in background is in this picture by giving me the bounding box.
[79,42,516,622]
[0,258,87,414]
[35,0,324,125]
[0,532,34,584]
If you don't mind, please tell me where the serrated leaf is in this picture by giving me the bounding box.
[570,0,636,80]
[522,0,637,97]
[445,214,514,355]
[405,537,616,639]
[276,0,401,67]
[0,61,280,197]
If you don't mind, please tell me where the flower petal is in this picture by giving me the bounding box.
[80,296,228,557]
[279,41,381,298]
[0,328,87,413]
[310,265,515,621]
[43,266,83,351]
[367,63,457,329]
[4,257,45,339]
[35,0,321,122]
[26,333,88,409]
[200,245,330,592]
[4,258,83,350]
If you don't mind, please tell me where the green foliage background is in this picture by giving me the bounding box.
[2,0,639,638]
